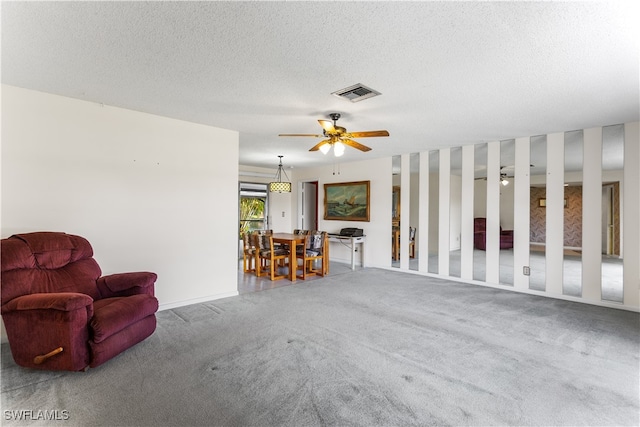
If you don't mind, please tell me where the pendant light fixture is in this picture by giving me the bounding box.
[269,155,292,193]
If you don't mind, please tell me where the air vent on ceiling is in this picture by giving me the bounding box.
[331,83,381,103]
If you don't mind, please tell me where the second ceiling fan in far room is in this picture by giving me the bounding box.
[278,113,389,157]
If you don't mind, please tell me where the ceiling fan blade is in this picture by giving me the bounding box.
[309,139,331,152]
[348,130,390,138]
[279,133,324,137]
[342,138,372,152]
[318,120,336,133]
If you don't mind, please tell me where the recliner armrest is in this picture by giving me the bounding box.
[97,272,157,298]
[1,292,94,371]
[1,292,93,314]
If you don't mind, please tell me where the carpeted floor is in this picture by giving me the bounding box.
[2,268,639,426]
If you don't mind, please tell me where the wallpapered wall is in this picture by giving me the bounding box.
[611,182,621,255]
[530,186,583,247]
[530,184,620,254]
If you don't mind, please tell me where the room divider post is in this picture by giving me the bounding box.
[513,137,531,290]
[545,132,565,295]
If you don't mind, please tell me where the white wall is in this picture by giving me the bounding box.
[450,174,462,250]
[292,157,392,268]
[428,172,440,253]
[474,179,487,219]
[269,192,293,232]
[499,179,515,230]
[1,85,239,313]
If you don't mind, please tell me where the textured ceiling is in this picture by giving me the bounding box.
[2,1,638,170]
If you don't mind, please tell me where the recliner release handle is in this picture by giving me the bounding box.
[34,347,63,364]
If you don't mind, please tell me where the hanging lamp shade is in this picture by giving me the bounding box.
[269,181,292,193]
[269,155,291,193]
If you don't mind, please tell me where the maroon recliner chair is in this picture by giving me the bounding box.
[473,218,514,250]
[1,232,158,371]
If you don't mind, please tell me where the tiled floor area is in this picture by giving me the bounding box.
[238,260,358,294]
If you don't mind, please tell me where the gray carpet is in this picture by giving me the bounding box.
[2,268,639,426]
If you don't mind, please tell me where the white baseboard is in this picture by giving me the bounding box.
[158,291,239,311]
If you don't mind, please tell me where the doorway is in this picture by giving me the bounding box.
[298,181,318,231]
[601,183,620,256]
[239,182,269,259]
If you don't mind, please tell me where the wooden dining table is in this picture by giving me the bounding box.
[271,233,307,281]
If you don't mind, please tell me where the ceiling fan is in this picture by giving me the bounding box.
[474,166,514,186]
[279,113,389,157]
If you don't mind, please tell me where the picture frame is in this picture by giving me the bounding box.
[539,198,568,208]
[324,181,370,221]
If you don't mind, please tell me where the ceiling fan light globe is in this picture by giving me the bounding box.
[319,143,331,155]
[334,141,345,157]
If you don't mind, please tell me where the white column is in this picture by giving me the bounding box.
[486,141,500,284]
[400,154,411,270]
[582,127,603,302]
[546,132,565,295]
[460,145,475,280]
[513,137,531,290]
[418,151,430,272]
[623,121,640,308]
[438,148,451,275]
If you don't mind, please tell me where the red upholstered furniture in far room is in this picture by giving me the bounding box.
[1,232,158,371]
[473,218,514,250]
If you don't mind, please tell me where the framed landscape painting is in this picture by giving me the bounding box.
[324,181,370,221]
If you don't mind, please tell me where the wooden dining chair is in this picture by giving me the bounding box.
[241,231,257,273]
[251,230,272,274]
[254,232,290,281]
[296,231,327,280]
[392,229,400,261]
